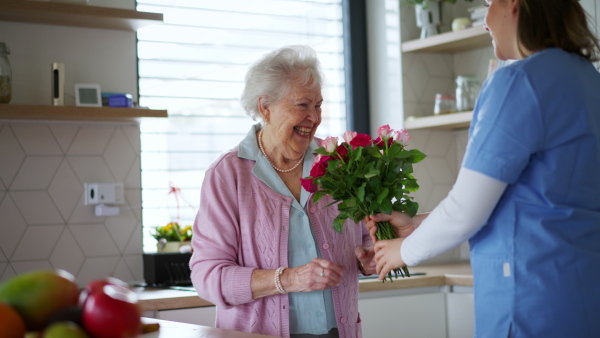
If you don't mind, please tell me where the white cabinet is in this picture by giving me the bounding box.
[157,307,217,327]
[446,291,475,338]
[359,287,474,338]
[359,292,447,337]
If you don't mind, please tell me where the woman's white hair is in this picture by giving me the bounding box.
[240,45,324,122]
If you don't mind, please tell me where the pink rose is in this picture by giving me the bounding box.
[309,160,327,178]
[300,178,318,193]
[343,130,357,143]
[349,133,372,149]
[321,136,339,153]
[377,125,394,139]
[394,129,410,146]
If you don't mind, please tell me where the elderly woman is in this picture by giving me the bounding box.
[190,45,375,338]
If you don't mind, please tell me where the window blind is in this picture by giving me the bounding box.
[136,0,347,252]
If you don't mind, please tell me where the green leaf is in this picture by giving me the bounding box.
[410,149,427,163]
[403,179,420,192]
[333,216,346,233]
[405,200,419,217]
[315,148,329,156]
[313,190,328,203]
[376,187,389,203]
[357,183,366,202]
[380,199,393,215]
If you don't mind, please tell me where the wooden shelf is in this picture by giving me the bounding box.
[404,111,473,130]
[0,0,163,31]
[402,25,491,53]
[0,104,168,122]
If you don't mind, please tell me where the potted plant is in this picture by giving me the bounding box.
[152,222,193,253]
[402,0,476,39]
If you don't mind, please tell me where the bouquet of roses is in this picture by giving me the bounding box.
[301,125,426,280]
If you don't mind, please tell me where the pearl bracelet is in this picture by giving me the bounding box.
[274,267,287,294]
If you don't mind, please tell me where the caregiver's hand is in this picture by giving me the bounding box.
[373,237,406,281]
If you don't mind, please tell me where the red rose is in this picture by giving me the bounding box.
[309,160,327,178]
[300,178,318,193]
[336,144,348,159]
[349,133,372,149]
[374,137,393,148]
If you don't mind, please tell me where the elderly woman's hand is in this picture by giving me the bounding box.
[283,258,344,293]
[354,246,376,275]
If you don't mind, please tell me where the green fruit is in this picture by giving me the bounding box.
[43,321,89,338]
[0,270,80,331]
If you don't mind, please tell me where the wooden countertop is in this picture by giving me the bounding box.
[141,318,274,337]
[137,262,472,311]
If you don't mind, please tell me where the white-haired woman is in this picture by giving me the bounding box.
[190,45,375,338]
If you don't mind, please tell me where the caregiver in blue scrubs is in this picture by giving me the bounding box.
[366,0,600,337]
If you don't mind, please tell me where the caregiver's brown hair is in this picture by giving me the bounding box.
[516,0,600,61]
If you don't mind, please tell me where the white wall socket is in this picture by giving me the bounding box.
[84,183,124,205]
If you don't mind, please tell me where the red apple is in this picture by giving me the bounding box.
[79,277,129,307]
[82,284,141,338]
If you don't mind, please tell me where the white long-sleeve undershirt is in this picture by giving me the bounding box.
[401,167,508,266]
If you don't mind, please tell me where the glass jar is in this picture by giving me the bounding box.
[455,75,480,112]
[433,94,456,115]
[0,42,12,104]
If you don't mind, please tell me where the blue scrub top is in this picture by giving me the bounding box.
[463,49,600,337]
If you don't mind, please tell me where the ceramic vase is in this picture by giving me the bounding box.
[157,241,191,253]
[415,1,442,39]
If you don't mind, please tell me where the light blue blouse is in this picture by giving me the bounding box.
[240,124,337,335]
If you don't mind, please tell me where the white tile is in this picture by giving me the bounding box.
[105,209,138,253]
[68,126,114,155]
[405,56,429,100]
[11,156,62,190]
[49,125,79,153]
[428,183,454,207]
[76,256,120,287]
[0,196,28,257]
[69,224,120,257]
[124,188,142,221]
[124,223,143,255]
[69,194,102,224]
[0,126,26,187]
[421,53,453,77]
[0,264,16,284]
[11,225,63,261]
[124,157,141,189]
[11,260,54,275]
[67,156,116,183]
[121,125,141,153]
[0,179,5,191]
[11,125,63,155]
[124,254,144,282]
[423,130,454,157]
[50,228,85,277]
[11,191,65,225]
[113,258,136,285]
[0,262,6,279]
[103,128,136,182]
[48,160,83,221]
[422,77,454,103]
[424,158,456,184]
[0,248,6,262]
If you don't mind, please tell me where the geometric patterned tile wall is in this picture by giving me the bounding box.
[0,121,143,287]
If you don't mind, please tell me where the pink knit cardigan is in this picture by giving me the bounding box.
[190,145,372,338]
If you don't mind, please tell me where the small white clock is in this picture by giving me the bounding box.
[75,83,102,107]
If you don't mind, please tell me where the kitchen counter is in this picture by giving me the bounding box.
[141,318,274,337]
[137,262,472,311]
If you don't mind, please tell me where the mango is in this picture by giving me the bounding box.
[0,270,79,331]
[43,321,90,338]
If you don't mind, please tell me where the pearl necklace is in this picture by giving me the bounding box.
[258,129,305,173]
